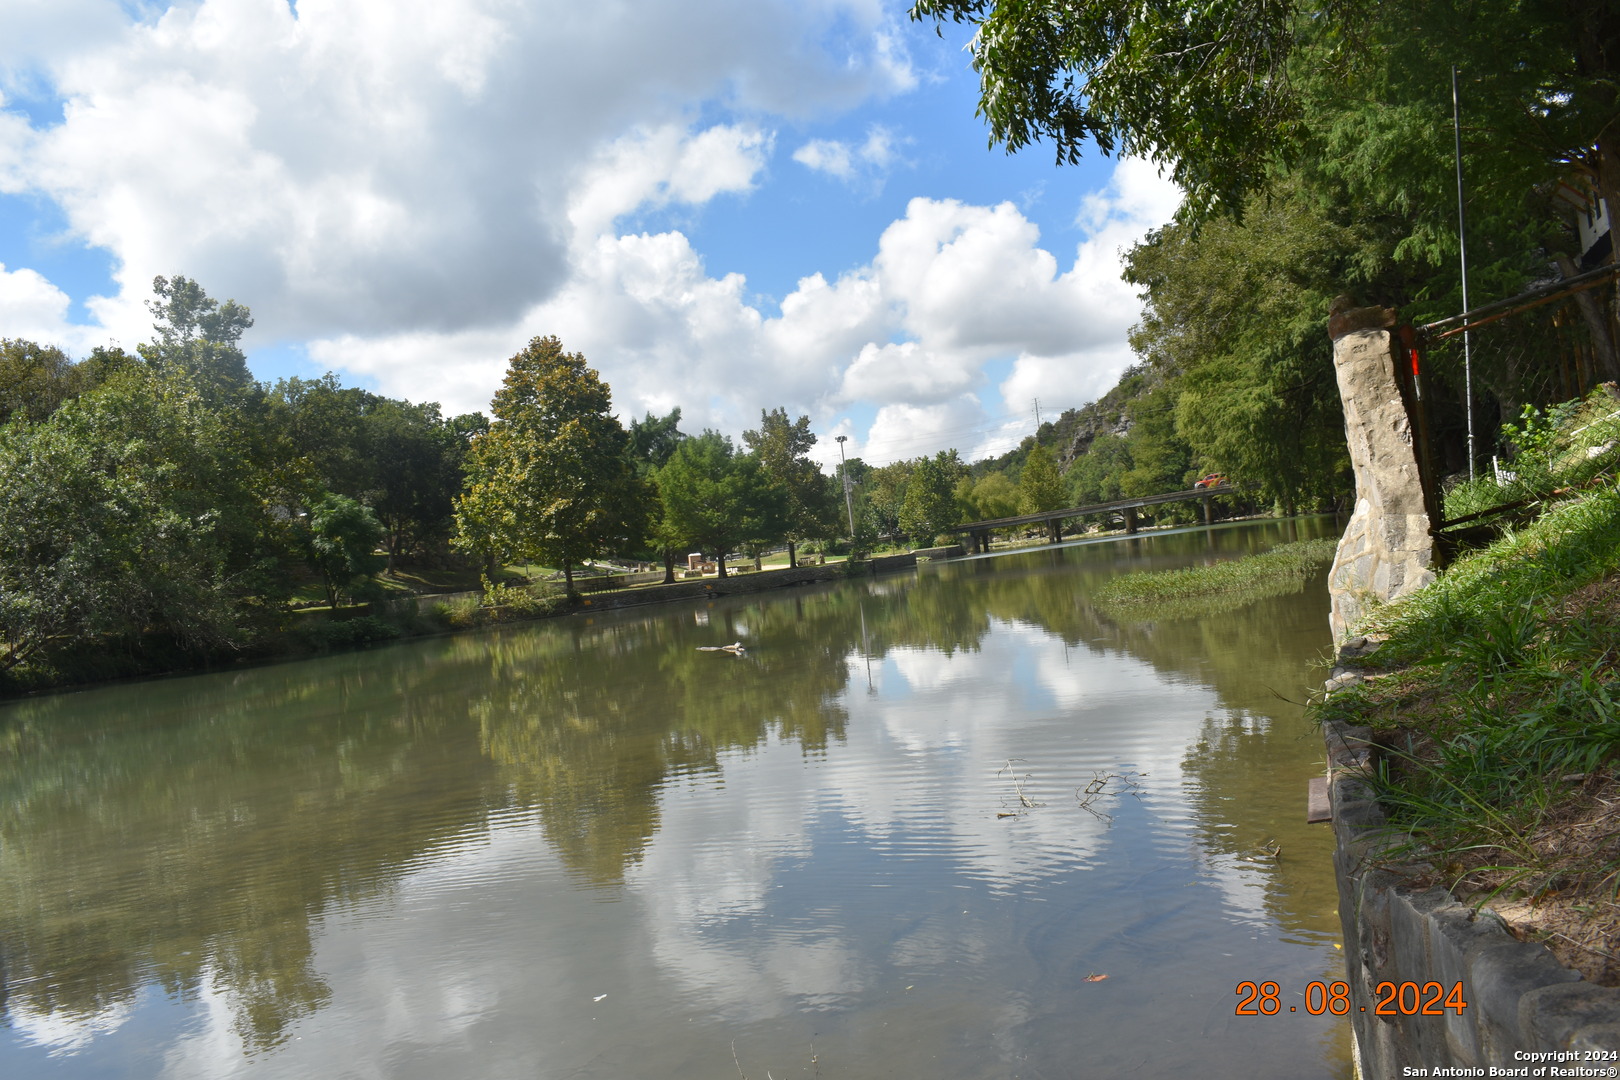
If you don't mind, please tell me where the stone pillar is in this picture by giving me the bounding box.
[1202,496,1215,526]
[1123,508,1138,534]
[1327,299,1436,642]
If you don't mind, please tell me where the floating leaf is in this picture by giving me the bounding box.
[1082,973,1109,983]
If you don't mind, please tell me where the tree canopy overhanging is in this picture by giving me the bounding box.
[910,0,1620,225]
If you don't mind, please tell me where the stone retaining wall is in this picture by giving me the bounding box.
[571,553,921,613]
[911,545,965,560]
[574,564,843,611]
[1323,720,1620,1075]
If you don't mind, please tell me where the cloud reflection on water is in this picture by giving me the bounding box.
[0,520,1349,1078]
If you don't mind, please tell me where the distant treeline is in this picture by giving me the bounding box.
[0,255,1402,689]
[0,278,492,683]
[0,280,1124,687]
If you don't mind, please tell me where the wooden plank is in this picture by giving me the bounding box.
[1306,776,1332,823]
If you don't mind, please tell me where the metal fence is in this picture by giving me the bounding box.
[1413,262,1620,484]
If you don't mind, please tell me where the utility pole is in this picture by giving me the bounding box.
[835,435,856,536]
[1453,65,1476,481]
[1033,398,1042,430]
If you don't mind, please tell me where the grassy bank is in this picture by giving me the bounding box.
[1317,396,1620,986]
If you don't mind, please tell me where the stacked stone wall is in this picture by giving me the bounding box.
[1324,721,1620,1074]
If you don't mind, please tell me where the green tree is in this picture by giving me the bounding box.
[304,494,387,612]
[963,472,1019,519]
[1126,188,1354,513]
[0,367,268,672]
[1059,374,1194,520]
[1067,430,1130,506]
[627,407,687,468]
[910,0,1620,227]
[899,450,966,545]
[1017,442,1067,514]
[362,400,472,567]
[0,339,88,425]
[139,275,257,406]
[263,377,475,567]
[863,460,914,540]
[654,431,785,579]
[1117,384,1193,500]
[742,407,840,567]
[627,407,688,583]
[909,0,1309,217]
[264,375,379,500]
[454,336,648,595]
[1290,2,1620,403]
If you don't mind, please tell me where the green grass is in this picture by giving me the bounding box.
[1441,388,1620,525]
[1317,480,1620,903]
[1363,483,1620,668]
[1095,538,1337,619]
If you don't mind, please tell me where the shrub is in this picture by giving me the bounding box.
[296,615,401,651]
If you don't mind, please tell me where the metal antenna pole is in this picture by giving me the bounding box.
[835,435,856,536]
[1453,65,1476,481]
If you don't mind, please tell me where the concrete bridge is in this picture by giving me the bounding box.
[948,484,1239,553]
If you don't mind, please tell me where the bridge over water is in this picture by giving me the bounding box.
[948,484,1240,553]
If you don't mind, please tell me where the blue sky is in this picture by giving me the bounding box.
[0,0,1179,467]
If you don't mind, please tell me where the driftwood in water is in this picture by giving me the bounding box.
[696,642,747,655]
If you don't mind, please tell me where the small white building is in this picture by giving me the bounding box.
[1555,180,1612,270]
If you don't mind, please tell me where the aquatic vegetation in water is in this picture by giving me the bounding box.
[1095,538,1337,621]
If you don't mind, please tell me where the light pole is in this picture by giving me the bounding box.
[835,435,856,536]
[1453,65,1476,481]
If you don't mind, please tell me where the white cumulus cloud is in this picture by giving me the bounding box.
[313,157,1177,463]
[792,138,855,180]
[0,0,914,347]
[0,1,1180,464]
[791,123,903,185]
[0,262,95,351]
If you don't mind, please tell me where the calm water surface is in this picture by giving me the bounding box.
[1,519,1353,1078]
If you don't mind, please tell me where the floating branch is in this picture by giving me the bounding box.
[997,759,1044,816]
[1237,838,1283,862]
[1075,770,1145,821]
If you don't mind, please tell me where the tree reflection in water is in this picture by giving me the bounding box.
[0,516,1341,1057]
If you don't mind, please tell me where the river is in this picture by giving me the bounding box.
[0,517,1352,1079]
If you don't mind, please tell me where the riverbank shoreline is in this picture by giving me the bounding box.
[0,513,1307,703]
[0,552,925,702]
